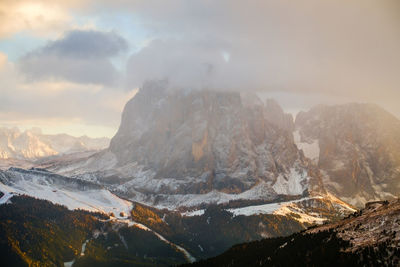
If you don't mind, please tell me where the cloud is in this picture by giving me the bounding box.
[2,0,400,138]
[120,0,400,116]
[40,30,128,59]
[126,39,227,89]
[18,30,128,85]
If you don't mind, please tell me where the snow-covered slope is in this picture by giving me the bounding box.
[0,168,132,218]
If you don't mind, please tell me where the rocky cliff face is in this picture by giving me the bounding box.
[107,81,320,203]
[295,104,400,207]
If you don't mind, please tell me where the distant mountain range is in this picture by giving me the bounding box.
[0,127,109,160]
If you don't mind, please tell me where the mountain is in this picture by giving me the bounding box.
[0,127,110,160]
[109,81,307,196]
[188,199,400,266]
[44,81,340,210]
[295,103,400,207]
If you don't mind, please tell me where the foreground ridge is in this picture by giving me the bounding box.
[187,199,400,266]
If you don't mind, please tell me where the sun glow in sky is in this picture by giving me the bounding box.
[0,0,399,138]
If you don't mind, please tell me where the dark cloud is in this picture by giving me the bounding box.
[18,30,128,85]
[43,30,127,59]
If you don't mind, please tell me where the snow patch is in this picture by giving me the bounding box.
[293,130,319,162]
[80,240,89,256]
[227,201,284,216]
[226,196,349,225]
[64,260,75,267]
[273,205,326,224]
[272,168,308,195]
[227,197,316,217]
[181,209,205,217]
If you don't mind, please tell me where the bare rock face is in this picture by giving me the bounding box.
[295,103,400,207]
[108,81,316,202]
[264,98,294,132]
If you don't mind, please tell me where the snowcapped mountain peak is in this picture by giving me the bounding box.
[0,127,110,160]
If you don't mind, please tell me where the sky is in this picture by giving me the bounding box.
[0,0,399,138]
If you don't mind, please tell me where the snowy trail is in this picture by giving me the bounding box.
[0,191,13,204]
[80,239,89,256]
[152,231,196,263]
[64,239,89,266]
[0,182,14,205]
[116,218,196,263]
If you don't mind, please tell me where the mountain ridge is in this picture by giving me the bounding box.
[187,198,400,266]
